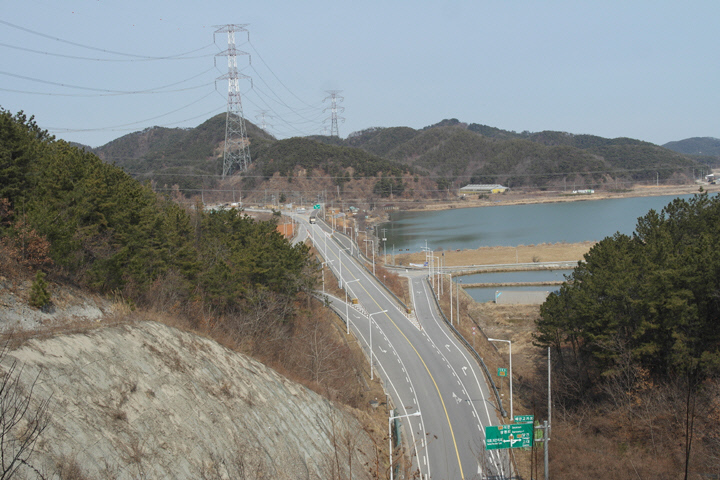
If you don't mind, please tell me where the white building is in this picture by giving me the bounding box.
[459,184,509,194]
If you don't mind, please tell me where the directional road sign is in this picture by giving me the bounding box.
[313,204,321,209]
[497,368,508,377]
[514,415,534,424]
[484,423,533,450]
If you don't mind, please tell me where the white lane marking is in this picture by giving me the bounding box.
[462,366,467,376]
[322,291,429,478]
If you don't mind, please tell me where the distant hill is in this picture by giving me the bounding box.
[340,121,700,189]
[663,137,720,156]
[94,114,276,193]
[93,115,706,198]
[662,137,720,169]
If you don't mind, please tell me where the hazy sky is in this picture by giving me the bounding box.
[2,1,718,147]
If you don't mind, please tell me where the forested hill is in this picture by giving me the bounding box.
[92,113,705,196]
[662,137,720,169]
[1,108,313,325]
[94,113,412,197]
[318,119,704,189]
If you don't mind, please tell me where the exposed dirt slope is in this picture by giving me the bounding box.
[3,321,375,479]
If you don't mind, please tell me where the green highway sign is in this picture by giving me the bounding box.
[313,204,321,210]
[497,368,508,377]
[514,415,534,424]
[485,423,533,450]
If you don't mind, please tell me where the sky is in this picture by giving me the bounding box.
[1,1,718,148]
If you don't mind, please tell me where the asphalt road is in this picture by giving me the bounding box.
[294,212,508,479]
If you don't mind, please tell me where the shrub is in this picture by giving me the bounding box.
[29,270,51,311]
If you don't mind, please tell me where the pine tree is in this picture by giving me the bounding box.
[29,270,51,311]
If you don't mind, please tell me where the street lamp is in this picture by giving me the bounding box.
[389,410,422,480]
[448,274,453,325]
[321,260,334,295]
[339,247,344,289]
[488,337,513,420]
[456,277,463,326]
[368,309,387,380]
[421,245,433,283]
[363,239,375,276]
[344,279,360,335]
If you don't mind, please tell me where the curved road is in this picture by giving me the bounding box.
[295,212,507,479]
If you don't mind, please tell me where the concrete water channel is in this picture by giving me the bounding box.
[461,268,574,303]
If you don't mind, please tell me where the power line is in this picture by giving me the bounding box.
[0,41,216,62]
[0,19,214,60]
[247,40,320,110]
[48,105,226,135]
[0,69,215,95]
[47,91,220,132]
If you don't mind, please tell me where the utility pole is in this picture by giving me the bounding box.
[382,228,388,264]
[215,24,252,178]
[323,90,345,137]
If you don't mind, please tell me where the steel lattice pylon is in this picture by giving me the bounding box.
[323,90,345,137]
[215,24,252,177]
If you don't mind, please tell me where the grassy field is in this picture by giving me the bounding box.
[395,241,594,267]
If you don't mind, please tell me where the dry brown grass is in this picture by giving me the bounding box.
[396,241,594,267]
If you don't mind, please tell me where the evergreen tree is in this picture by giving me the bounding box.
[29,271,51,311]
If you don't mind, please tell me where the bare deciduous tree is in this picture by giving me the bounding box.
[0,347,51,480]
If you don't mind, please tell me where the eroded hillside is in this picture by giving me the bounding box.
[2,322,376,479]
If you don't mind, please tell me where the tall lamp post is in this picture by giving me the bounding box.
[456,277,463,326]
[344,279,360,335]
[363,239,375,276]
[368,309,387,380]
[389,410,422,480]
[449,274,453,325]
[488,337,513,420]
[321,260,334,295]
[338,248,345,289]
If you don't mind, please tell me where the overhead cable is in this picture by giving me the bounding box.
[0,69,215,95]
[0,41,216,62]
[0,19,215,60]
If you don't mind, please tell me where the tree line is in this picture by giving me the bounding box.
[535,192,720,477]
[0,108,314,325]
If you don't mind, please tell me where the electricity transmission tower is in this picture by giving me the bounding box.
[255,111,273,133]
[214,24,252,178]
[323,90,345,137]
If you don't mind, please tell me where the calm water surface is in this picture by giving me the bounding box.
[380,194,703,252]
[463,270,572,303]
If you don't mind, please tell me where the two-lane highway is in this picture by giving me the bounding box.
[297,213,505,479]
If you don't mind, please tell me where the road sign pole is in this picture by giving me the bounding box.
[544,420,549,480]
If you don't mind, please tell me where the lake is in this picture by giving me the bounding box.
[380,193,705,252]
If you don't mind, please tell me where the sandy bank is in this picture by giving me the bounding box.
[405,183,719,212]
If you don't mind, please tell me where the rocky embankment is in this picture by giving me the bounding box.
[2,321,375,479]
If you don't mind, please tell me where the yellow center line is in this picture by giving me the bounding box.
[337,253,465,479]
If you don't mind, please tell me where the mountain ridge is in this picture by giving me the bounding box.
[91,115,715,200]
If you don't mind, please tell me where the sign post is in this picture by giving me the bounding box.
[514,415,534,424]
[484,423,534,450]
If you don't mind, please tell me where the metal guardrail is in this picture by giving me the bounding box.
[424,277,507,418]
